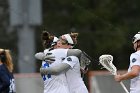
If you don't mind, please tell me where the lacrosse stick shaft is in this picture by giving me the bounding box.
[120,81,129,93]
[114,74,129,93]
[81,65,88,78]
[99,55,129,93]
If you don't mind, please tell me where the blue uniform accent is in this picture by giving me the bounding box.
[42,61,51,81]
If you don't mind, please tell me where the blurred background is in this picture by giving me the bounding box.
[0,0,139,92]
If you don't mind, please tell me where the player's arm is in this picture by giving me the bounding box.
[35,52,45,60]
[40,56,78,75]
[68,50,91,75]
[35,49,82,61]
[115,65,140,82]
[35,51,55,63]
[40,63,70,75]
[67,49,82,59]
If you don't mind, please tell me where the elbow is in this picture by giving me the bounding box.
[75,49,82,58]
[76,49,82,54]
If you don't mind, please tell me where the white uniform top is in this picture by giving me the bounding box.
[62,56,88,93]
[128,50,140,93]
[42,49,70,93]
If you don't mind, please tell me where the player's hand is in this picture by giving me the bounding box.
[35,52,55,62]
[114,74,122,82]
[35,52,45,60]
[80,67,88,74]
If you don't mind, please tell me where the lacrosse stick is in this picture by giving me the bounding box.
[80,51,92,78]
[99,54,129,93]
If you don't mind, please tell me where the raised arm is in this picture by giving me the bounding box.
[67,49,82,59]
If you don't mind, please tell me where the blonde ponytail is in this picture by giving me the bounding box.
[0,49,13,72]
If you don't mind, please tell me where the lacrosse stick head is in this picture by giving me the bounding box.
[99,54,117,75]
[80,51,91,70]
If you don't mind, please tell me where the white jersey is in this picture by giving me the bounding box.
[128,50,140,93]
[62,56,88,93]
[41,49,70,93]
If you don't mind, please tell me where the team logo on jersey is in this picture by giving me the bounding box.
[67,57,72,61]
[132,58,136,63]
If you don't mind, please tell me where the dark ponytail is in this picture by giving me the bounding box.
[41,31,54,49]
[0,50,6,62]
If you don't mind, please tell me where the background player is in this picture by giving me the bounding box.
[114,32,140,93]
[0,48,16,93]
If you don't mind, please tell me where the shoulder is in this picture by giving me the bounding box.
[62,56,79,68]
[130,52,140,59]
[130,52,140,66]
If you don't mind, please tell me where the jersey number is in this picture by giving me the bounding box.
[42,62,51,81]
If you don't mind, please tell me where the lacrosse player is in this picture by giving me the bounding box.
[0,48,16,93]
[37,31,71,93]
[114,32,140,93]
[40,33,89,93]
[35,31,88,93]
